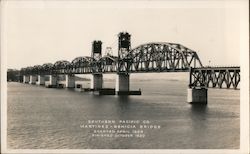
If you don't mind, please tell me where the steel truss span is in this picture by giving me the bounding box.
[118,43,203,73]
[189,67,240,89]
[20,42,203,75]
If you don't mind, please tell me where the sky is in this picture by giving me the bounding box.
[2,0,247,70]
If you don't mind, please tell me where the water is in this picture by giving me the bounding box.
[7,77,239,149]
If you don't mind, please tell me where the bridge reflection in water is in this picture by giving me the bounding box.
[16,32,240,104]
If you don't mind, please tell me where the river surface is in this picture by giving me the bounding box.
[7,74,239,149]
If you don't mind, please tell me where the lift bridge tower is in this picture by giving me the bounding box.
[91,40,103,90]
[92,40,102,60]
[116,32,132,94]
[118,32,131,72]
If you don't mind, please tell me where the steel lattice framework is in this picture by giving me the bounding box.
[53,60,71,74]
[189,67,240,89]
[71,56,92,74]
[99,55,117,73]
[20,42,203,75]
[118,42,203,73]
[19,42,240,90]
[41,63,54,75]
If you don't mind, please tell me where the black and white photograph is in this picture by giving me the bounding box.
[1,0,249,153]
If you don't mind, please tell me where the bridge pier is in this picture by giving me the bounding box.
[36,75,45,85]
[187,88,207,104]
[29,75,37,84]
[23,75,30,83]
[65,74,75,88]
[45,75,57,88]
[115,73,141,95]
[90,74,103,90]
[116,73,129,92]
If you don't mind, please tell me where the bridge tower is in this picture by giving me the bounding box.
[91,40,102,60]
[91,40,103,90]
[116,32,131,94]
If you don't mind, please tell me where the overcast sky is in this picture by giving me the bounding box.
[2,0,247,69]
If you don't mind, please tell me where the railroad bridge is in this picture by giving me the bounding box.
[18,32,240,104]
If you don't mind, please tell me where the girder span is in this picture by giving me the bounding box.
[118,42,203,73]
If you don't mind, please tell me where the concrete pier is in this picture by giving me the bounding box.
[45,75,57,88]
[23,75,30,83]
[65,75,75,88]
[187,88,207,104]
[90,74,103,90]
[115,73,141,95]
[116,73,130,92]
[36,75,45,85]
[29,75,37,84]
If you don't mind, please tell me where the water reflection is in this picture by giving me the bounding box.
[116,96,131,117]
[118,96,130,103]
[188,104,209,148]
[190,104,208,120]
